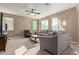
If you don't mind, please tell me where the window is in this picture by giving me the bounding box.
[3,17,14,31]
[32,21,37,30]
[41,20,48,30]
[52,18,59,31]
[59,19,66,31]
[52,16,66,31]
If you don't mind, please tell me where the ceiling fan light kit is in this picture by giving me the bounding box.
[30,13,35,16]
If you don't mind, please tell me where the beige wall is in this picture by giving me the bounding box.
[3,13,33,37]
[39,7,78,42]
[76,4,79,43]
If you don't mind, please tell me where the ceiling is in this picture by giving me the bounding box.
[0,3,76,19]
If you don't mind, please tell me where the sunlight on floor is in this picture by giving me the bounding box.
[74,51,79,55]
[25,45,40,55]
[14,43,40,55]
[15,45,28,55]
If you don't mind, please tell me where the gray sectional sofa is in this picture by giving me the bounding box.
[38,30,70,55]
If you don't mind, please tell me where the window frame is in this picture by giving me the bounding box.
[32,20,38,30]
[41,19,49,30]
[52,17,59,31]
[3,17,14,31]
[52,15,67,31]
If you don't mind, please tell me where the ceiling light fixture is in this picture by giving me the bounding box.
[25,9,40,16]
[30,13,35,16]
[45,3,50,6]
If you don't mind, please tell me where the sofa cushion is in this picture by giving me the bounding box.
[48,31,57,36]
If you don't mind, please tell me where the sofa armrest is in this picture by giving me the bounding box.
[39,35,57,39]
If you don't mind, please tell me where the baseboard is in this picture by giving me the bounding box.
[8,35,24,37]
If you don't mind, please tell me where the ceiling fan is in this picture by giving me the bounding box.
[25,9,40,15]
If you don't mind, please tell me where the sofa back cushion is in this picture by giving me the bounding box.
[48,31,57,36]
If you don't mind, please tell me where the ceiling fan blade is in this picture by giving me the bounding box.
[27,13,31,15]
[25,10,31,12]
[35,12,40,14]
